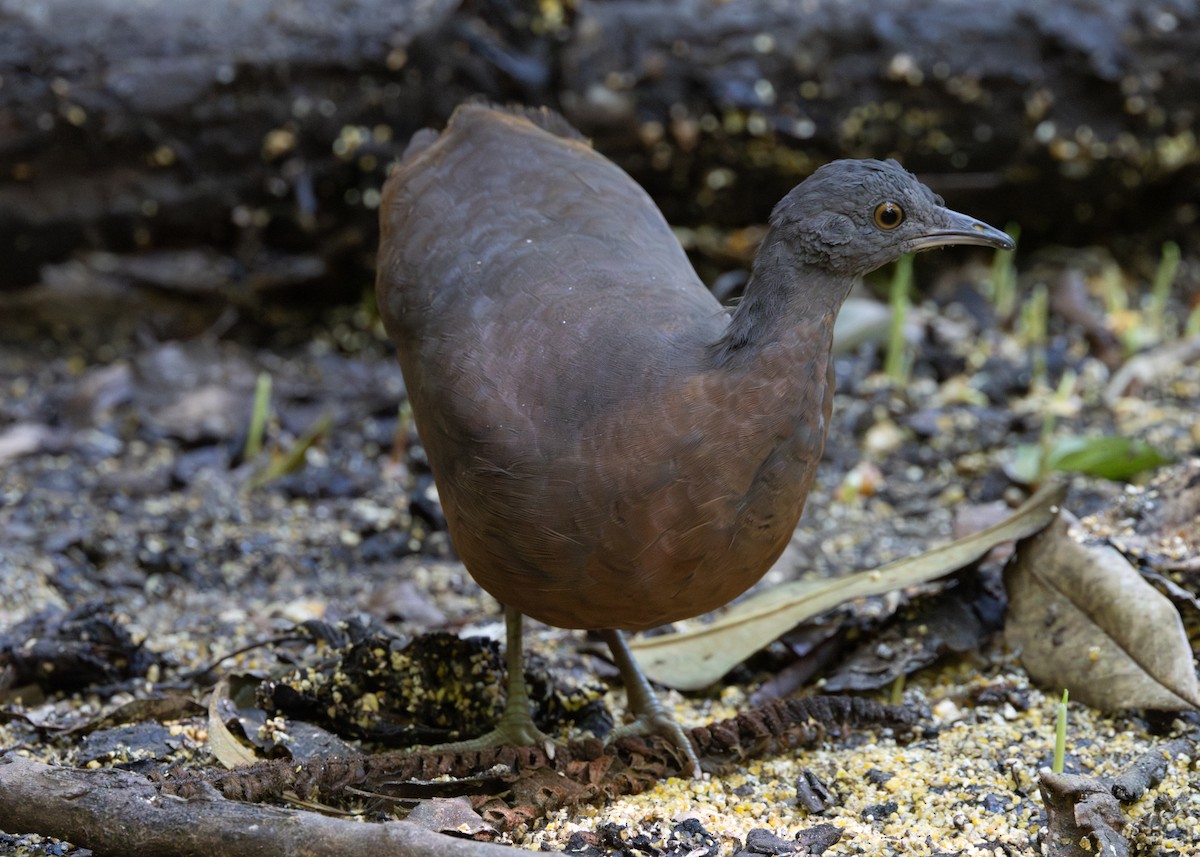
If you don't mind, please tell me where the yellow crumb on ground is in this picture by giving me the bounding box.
[523,663,1200,855]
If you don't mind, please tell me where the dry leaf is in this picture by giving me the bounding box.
[70,696,205,736]
[405,796,496,839]
[207,676,261,768]
[1039,771,1129,857]
[1005,510,1200,711]
[821,585,988,692]
[629,481,1067,691]
[0,423,57,464]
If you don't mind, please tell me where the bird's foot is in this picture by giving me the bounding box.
[405,606,558,759]
[607,698,702,778]
[406,707,556,758]
[601,629,702,778]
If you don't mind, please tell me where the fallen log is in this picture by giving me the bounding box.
[1,0,1195,307]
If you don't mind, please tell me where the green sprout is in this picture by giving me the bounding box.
[988,223,1021,320]
[884,253,914,383]
[249,411,334,490]
[1053,689,1069,774]
[1040,369,1076,462]
[1017,283,1049,390]
[1099,263,1127,316]
[244,372,272,461]
[1187,303,1200,337]
[1008,368,1170,484]
[242,370,334,490]
[1146,240,1181,339]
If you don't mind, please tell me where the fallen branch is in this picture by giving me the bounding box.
[0,752,522,857]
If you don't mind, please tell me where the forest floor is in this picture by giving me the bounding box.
[1,243,1198,856]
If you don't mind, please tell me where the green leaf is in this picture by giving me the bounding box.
[1045,435,1171,481]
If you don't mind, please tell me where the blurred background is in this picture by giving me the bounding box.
[1,0,1197,340]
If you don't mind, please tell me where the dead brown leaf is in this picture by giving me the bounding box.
[405,796,497,840]
[1038,771,1129,857]
[1005,510,1200,711]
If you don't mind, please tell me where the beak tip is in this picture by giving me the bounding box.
[977,224,1016,251]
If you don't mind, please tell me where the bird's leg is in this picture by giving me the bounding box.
[488,605,552,746]
[600,629,702,778]
[407,605,552,755]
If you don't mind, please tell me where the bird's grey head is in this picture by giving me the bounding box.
[770,159,1014,276]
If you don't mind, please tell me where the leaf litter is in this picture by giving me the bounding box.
[3,259,1200,854]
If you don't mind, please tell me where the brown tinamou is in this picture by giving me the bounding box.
[375,104,1014,775]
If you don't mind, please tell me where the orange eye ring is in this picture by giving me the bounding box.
[874,201,905,229]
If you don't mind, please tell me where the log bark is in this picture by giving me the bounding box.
[0,753,521,857]
[559,0,1200,241]
[1,0,1196,302]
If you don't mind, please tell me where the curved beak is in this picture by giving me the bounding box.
[909,208,1015,252]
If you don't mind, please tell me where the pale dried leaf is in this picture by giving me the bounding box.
[405,796,496,839]
[207,676,261,768]
[1005,510,1200,711]
[629,482,1067,691]
[0,423,55,464]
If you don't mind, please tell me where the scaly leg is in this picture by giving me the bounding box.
[411,605,551,754]
[601,628,701,777]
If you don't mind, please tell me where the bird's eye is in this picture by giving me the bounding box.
[873,201,905,229]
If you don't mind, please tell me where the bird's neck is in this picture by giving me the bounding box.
[713,235,855,366]
[693,235,852,560]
